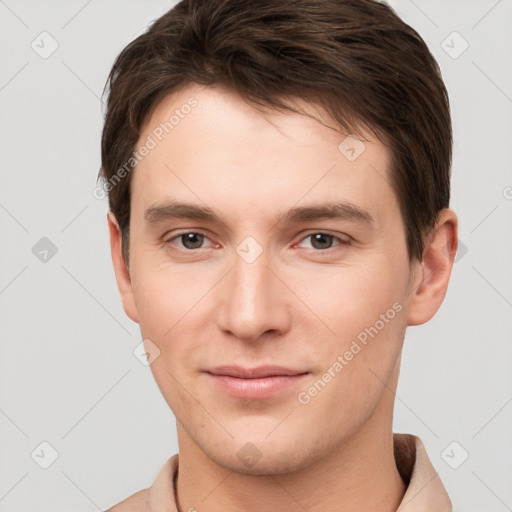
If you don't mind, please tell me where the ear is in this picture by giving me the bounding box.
[406,208,458,326]
[107,211,139,324]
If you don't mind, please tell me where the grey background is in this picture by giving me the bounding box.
[0,1,510,511]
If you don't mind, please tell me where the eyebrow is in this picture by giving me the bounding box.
[144,200,373,227]
[144,202,221,225]
[276,200,373,225]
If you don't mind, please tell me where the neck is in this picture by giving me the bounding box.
[175,415,406,512]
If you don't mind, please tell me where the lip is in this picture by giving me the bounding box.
[204,366,310,399]
[207,365,307,378]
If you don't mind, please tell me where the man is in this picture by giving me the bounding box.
[99,0,458,510]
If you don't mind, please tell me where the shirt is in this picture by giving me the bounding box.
[105,433,452,512]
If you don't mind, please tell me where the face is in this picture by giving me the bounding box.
[108,82,452,475]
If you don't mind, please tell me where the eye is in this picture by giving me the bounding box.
[297,232,351,251]
[162,231,350,254]
[164,231,214,251]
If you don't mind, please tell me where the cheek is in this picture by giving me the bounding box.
[129,260,219,407]
[293,277,406,436]
[130,265,206,414]
[130,261,207,339]
[292,258,405,339]
[292,257,408,398]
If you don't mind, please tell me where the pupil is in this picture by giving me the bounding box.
[311,233,332,250]
[182,233,203,249]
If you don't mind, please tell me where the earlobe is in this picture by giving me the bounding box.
[406,209,458,326]
[107,211,139,324]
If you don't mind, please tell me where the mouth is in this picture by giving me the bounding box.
[204,365,310,399]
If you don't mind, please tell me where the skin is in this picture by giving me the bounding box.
[108,82,458,512]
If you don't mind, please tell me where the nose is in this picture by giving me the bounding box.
[216,246,292,343]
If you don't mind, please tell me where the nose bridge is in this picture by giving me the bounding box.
[217,240,290,342]
[232,250,270,309]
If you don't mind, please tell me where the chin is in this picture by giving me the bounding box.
[213,451,310,476]
[202,432,330,476]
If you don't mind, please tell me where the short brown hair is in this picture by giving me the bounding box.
[99,0,452,264]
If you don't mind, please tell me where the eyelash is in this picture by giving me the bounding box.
[163,231,352,254]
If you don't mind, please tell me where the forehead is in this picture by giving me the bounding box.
[130,83,396,226]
